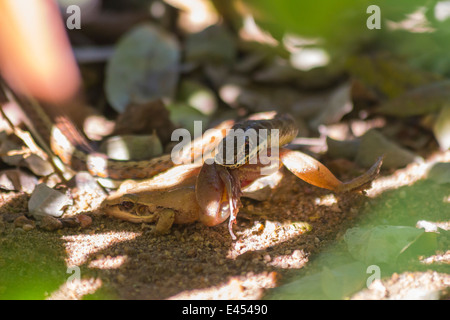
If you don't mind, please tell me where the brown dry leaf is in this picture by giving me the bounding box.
[113,99,177,146]
[0,131,53,177]
[0,168,38,193]
[308,82,353,130]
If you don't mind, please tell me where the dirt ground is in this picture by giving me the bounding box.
[0,148,448,300]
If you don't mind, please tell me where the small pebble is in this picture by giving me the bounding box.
[22,224,35,231]
[76,215,92,228]
[255,223,265,233]
[60,217,79,228]
[116,273,126,284]
[14,215,35,228]
[186,248,197,258]
[40,216,63,231]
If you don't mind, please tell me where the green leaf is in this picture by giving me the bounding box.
[321,262,367,299]
[99,133,163,161]
[184,25,236,65]
[266,273,326,300]
[178,80,218,115]
[105,23,180,112]
[355,129,420,169]
[377,81,450,117]
[344,226,425,265]
[166,103,209,135]
[267,261,367,300]
[427,162,450,184]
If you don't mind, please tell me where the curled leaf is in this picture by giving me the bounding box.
[308,82,353,130]
[0,169,38,193]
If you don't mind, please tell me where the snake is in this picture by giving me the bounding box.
[2,86,298,181]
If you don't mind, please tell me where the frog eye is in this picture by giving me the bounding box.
[120,194,138,208]
[119,201,134,210]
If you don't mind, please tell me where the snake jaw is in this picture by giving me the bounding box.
[217,166,242,240]
[195,162,243,239]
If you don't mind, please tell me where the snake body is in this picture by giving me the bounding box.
[10,91,298,180]
[15,96,176,180]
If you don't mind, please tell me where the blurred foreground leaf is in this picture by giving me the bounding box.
[241,0,434,59]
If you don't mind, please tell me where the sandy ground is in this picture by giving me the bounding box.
[0,150,448,300]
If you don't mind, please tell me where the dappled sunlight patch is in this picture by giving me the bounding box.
[386,7,435,33]
[227,220,311,259]
[420,251,450,265]
[266,249,308,269]
[47,277,102,300]
[62,231,141,268]
[239,15,278,47]
[163,0,219,33]
[366,150,450,198]
[314,193,338,207]
[168,272,277,300]
[88,255,128,270]
[444,195,450,204]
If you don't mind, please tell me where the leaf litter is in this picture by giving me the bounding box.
[0,1,449,301]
